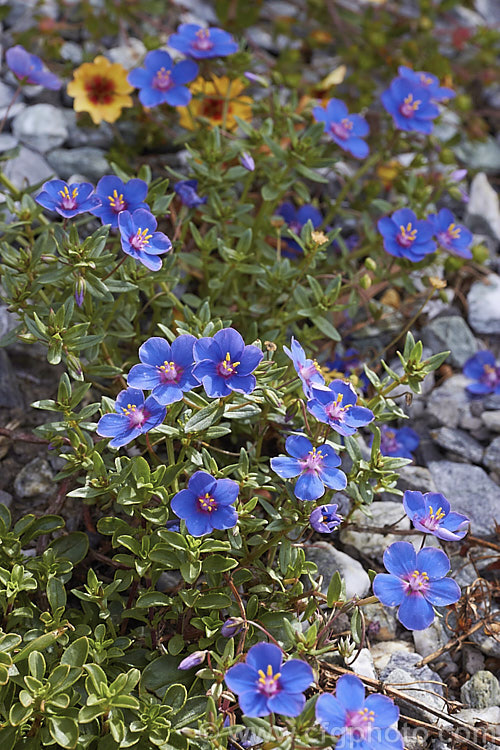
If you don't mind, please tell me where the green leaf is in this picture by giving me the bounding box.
[201,555,238,573]
[184,401,224,433]
[311,315,341,341]
[195,592,232,609]
[49,532,89,564]
[61,637,89,667]
[48,717,79,749]
[163,683,187,713]
[326,571,344,608]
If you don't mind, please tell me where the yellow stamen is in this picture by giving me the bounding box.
[399,222,418,242]
[403,93,421,112]
[447,223,461,239]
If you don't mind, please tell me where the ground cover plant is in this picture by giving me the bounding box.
[0,1,499,749]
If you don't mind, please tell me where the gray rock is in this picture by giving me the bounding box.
[363,602,398,641]
[466,173,500,243]
[481,411,500,433]
[62,110,114,149]
[399,465,437,494]
[381,664,447,723]
[348,647,376,680]
[108,38,146,69]
[456,138,500,174]
[484,436,500,470]
[0,134,18,153]
[371,641,415,672]
[14,457,54,498]
[12,104,68,154]
[460,671,500,709]
[427,460,499,537]
[425,375,471,430]
[422,315,479,368]
[0,489,13,509]
[475,0,500,24]
[0,349,24,408]
[60,41,83,65]
[470,608,500,658]
[484,394,500,410]
[47,147,109,183]
[454,705,500,727]
[412,618,447,659]
[462,646,485,676]
[0,81,25,122]
[3,146,54,190]
[430,427,484,464]
[305,543,370,599]
[3,0,58,30]
[340,501,425,560]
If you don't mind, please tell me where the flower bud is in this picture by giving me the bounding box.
[221,617,245,638]
[359,273,372,290]
[364,257,377,271]
[178,651,207,670]
[240,152,255,171]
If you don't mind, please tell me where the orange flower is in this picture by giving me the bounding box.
[178,76,252,131]
[67,56,133,124]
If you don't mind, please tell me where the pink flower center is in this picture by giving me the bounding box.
[153,67,173,91]
[299,360,321,383]
[193,28,214,51]
[198,492,217,513]
[130,227,152,251]
[157,360,181,383]
[437,223,461,248]
[482,364,500,388]
[108,189,126,212]
[400,93,421,118]
[217,352,240,378]
[257,664,282,697]
[326,393,351,422]
[345,707,375,740]
[420,505,446,532]
[300,447,324,474]
[59,185,78,210]
[397,222,417,248]
[330,118,353,140]
[122,402,148,428]
[404,569,430,594]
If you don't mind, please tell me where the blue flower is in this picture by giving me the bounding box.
[325,348,369,391]
[171,470,239,537]
[313,98,369,159]
[307,381,374,436]
[35,179,101,219]
[271,435,346,501]
[91,175,149,228]
[174,180,207,208]
[127,335,198,405]
[224,642,313,718]
[316,674,403,750]
[377,425,420,460]
[277,202,323,258]
[6,45,61,90]
[193,327,263,399]
[373,541,461,630]
[128,50,198,108]
[309,504,342,534]
[283,337,325,398]
[96,387,166,448]
[463,351,500,395]
[403,491,469,542]
[169,24,238,59]
[381,77,440,133]
[378,209,436,261]
[118,209,172,271]
[178,651,206,670]
[428,208,473,259]
[240,152,255,171]
[398,66,455,102]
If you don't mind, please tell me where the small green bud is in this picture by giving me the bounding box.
[439,148,456,164]
[472,243,489,264]
[364,257,377,271]
[359,273,372,290]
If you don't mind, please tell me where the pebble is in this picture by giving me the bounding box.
[481,410,500,433]
[462,645,485,676]
[14,457,54,498]
[470,607,500,658]
[412,618,447,659]
[427,460,499,537]
[460,671,500,709]
[12,104,69,154]
[371,641,415,672]
[468,273,500,335]
[456,137,500,174]
[422,315,479,368]
[381,666,447,723]
[62,110,114,149]
[430,427,484,464]
[0,350,24,408]
[466,173,500,243]
[108,38,147,69]
[3,146,54,191]
[304,543,370,599]
[0,134,18,153]
[483,436,500,470]
[46,147,109,183]
[60,41,83,65]
[348,647,376,680]
[0,489,13,509]
[425,375,471,430]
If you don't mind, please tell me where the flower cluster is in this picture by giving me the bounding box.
[381,66,454,134]
[377,424,420,460]
[313,98,369,158]
[378,207,472,261]
[463,351,500,395]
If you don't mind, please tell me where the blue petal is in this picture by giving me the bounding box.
[383,541,416,578]
[108,427,140,448]
[225,663,258,694]
[296,205,323,228]
[172,59,199,84]
[425,578,461,606]
[317,466,347,491]
[415,547,450,580]
[397,593,435,630]
[213,478,239,506]
[139,337,171,367]
[164,87,192,107]
[96,413,129,437]
[193,336,219,362]
[237,690,270,717]
[237,345,263,376]
[344,406,374,427]
[187,471,216,497]
[347,138,369,159]
[228,373,256,395]
[335,674,365,711]
[210,505,238,530]
[373,574,406,606]
[246,643,282,674]
[115,388,144,411]
[364,694,399,728]
[285,434,312,459]
[184,514,213,537]
[294,472,325,501]
[315,693,346,736]
[326,98,349,120]
[151,383,184,405]
[267,691,305,717]
[213,328,245,360]
[279,660,314,692]
[138,87,165,108]
[171,334,196,366]
[144,49,173,71]
[270,455,302,479]
[127,363,160,389]
[423,492,450,517]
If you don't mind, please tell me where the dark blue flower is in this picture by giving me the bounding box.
[169,24,238,59]
[316,674,403,750]
[170,470,239,537]
[91,175,149,228]
[118,209,172,271]
[307,381,374,436]
[398,66,455,102]
[373,541,461,631]
[428,208,473,259]
[277,202,323,258]
[127,335,198,405]
[403,491,469,542]
[178,651,206,670]
[96,387,166,448]
[271,434,346,501]
[309,504,342,534]
[463,351,500,396]
[381,77,440,133]
[174,180,207,208]
[224,642,313,718]
[128,50,198,108]
[36,180,101,219]
[193,327,263,399]
[378,209,436,261]
[313,98,369,159]
[325,348,369,391]
[283,337,325,399]
[377,425,420,460]
[221,617,245,638]
[6,45,61,90]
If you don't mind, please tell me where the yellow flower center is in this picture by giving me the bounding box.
[108,189,125,211]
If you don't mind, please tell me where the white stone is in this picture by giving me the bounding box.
[467,173,500,241]
[12,104,68,154]
[412,618,447,658]
[371,641,415,672]
[348,648,376,680]
[305,543,370,599]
